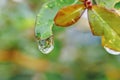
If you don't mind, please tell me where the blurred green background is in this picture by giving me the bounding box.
[0,0,120,80]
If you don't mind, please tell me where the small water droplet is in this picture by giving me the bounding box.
[104,47,120,55]
[37,36,54,54]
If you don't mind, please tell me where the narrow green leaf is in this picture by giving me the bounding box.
[35,0,78,39]
[88,5,120,51]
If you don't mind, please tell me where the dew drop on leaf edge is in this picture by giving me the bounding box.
[104,47,120,55]
[37,36,54,54]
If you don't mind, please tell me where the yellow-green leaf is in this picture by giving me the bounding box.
[54,4,85,27]
[88,8,104,36]
[102,25,120,51]
[95,0,120,9]
[88,5,120,51]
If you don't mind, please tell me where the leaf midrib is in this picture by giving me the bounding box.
[61,6,85,22]
[92,9,120,37]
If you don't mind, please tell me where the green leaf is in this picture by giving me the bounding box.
[95,0,120,9]
[88,8,104,36]
[88,5,120,51]
[114,1,120,9]
[35,0,78,39]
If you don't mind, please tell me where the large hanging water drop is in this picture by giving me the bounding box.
[37,36,54,54]
[104,47,120,55]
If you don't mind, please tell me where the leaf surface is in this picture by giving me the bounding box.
[35,0,78,39]
[88,5,120,51]
[95,0,120,9]
[54,4,85,27]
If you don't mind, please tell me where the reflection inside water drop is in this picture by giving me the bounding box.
[104,47,120,55]
[37,36,54,54]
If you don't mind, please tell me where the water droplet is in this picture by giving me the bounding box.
[104,47,120,55]
[37,36,54,54]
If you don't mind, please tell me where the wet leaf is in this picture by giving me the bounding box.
[88,8,104,36]
[88,5,120,51]
[54,4,85,27]
[95,0,120,9]
[35,0,79,39]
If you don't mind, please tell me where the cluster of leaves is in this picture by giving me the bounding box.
[35,0,78,39]
[35,0,120,52]
[1,0,120,80]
